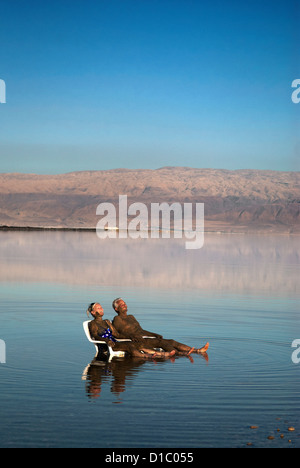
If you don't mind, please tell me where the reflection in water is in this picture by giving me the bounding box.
[82,353,209,402]
[82,357,150,401]
[0,230,299,294]
[0,230,298,448]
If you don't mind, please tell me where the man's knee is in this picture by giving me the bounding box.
[164,339,176,347]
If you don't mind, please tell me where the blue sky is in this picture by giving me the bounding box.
[0,0,299,174]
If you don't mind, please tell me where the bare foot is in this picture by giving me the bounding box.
[187,347,195,356]
[197,342,209,354]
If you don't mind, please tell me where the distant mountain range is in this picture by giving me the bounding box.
[0,167,299,233]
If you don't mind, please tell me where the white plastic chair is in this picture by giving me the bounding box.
[83,320,130,360]
[83,320,159,361]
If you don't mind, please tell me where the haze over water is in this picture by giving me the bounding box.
[0,231,299,448]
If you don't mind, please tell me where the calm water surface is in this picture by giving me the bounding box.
[0,231,299,448]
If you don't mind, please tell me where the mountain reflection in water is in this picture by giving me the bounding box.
[0,230,298,448]
[0,230,299,295]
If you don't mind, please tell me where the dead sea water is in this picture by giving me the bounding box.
[0,231,299,448]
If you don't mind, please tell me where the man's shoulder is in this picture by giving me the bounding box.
[112,316,123,327]
[124,315,139,323]
[113,314,135,321]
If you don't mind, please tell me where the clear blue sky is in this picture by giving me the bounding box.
[0,0,299,174]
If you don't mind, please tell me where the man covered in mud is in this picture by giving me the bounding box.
[112,298,209,356]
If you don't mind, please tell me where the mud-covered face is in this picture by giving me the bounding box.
[116,300,128,314]
[92,303,104,317]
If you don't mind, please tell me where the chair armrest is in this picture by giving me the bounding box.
[116,337,155,342]
[91,339,109,344]
[92,337,154,344]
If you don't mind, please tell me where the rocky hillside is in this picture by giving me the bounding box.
[0,167,299,232]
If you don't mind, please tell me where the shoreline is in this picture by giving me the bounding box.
[0,225,299,235]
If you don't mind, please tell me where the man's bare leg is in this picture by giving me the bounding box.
[162,339,193,355]
[131,339,210,357]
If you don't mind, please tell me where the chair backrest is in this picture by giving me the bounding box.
[83,320,126,360]
[83,320,94,343]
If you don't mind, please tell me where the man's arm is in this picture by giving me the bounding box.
[140,329,163,339]
[112,315,144,342]
[112,316,136,339]
[129,315,163,339]
[115,315,163,341]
